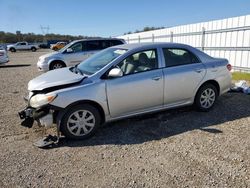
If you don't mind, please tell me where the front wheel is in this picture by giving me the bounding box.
[194,84,218,112]
[49,61,65,70]
[60,104,101,140]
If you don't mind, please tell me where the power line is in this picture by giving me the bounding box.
[40,25,50,35]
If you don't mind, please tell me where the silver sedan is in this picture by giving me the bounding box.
[19,43,232,140]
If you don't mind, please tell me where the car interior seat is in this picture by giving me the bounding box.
[135,53,153,72]
[121,56,136,75]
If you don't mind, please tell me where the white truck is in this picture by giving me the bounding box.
[7,41,39,52]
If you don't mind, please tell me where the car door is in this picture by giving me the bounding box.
[106,49,164,118]
[63,41,88,66]
[20,42,28,50]
[162,48,206,106]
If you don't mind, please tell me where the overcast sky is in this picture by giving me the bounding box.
[0,0,249,37]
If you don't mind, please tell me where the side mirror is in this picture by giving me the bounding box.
[66,48,73,53]
[108,68,123,78]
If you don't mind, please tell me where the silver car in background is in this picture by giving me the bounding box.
[0,47,9,65]
[37,38,125,71]
[19,43,232,140]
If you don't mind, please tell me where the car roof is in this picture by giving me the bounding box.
[74,38,124,43]
[112,42,214,62]
[113,42,194,50]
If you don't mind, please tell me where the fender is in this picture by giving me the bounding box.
[48,57,67,67]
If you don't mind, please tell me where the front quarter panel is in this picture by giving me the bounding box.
[50,80,109,116]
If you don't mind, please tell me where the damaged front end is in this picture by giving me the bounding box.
[18,91,58,129]
[18,106,53,128]
[18,93,61,148]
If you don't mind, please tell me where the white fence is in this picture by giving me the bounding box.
[118,15,250,72]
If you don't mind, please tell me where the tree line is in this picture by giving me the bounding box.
[124,26,165,35]
[0,31,97,43]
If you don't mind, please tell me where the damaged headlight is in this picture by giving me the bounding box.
[29,94,57,108]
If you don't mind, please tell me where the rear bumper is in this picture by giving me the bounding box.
[0,58,9,64]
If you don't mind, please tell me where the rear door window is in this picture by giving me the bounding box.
[85,40,102,51]
[163,48,200,67]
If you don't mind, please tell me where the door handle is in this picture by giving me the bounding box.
[152,76,161,81]
[194,69,203,73]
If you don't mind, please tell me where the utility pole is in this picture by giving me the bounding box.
[40,25,50,42]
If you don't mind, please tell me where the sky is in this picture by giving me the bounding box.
[0,0,249,37]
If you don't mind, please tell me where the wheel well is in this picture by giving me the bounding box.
[198,80,220,95]
[64,100,105,124]
[49,60,66,70]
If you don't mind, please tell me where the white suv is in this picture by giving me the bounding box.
[37,38,125,71]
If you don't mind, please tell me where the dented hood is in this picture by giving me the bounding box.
[28,67,84,91]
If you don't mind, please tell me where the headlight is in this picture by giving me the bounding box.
[29,94,57,108]
[39,57,47,63]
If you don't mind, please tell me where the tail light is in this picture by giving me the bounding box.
[227,64,232,71]
[0,52,4,56]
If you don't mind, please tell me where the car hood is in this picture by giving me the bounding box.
[28,67,84,91]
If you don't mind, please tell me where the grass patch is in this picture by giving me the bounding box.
[232,72,250,81]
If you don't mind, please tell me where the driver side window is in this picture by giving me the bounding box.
[71,42,83,53]
[117,49,158,75]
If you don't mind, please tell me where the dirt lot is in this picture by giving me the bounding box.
[0,50,249,188]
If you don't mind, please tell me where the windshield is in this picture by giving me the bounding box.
[77,48,127,75]
[59,41,76,52]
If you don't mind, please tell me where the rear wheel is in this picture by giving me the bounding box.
[194,84,218,112]
[49,61,66,70]
[31,47,37,52]
[10,48,16,52]
[60,104,101,140]
[53,47,58,51]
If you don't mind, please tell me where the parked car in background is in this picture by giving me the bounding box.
[37,38,125,71]
[50,42,68,51]
[7,41,39,52]
[19,43,232,140]
[39,43,49,49]
[0,47,9,65]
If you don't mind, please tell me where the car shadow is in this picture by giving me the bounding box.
[0,64,31,68]
[56,93,250,148]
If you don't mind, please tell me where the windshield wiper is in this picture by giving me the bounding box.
[73,64,83,75]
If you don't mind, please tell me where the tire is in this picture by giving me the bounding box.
[10,48,16,52]
[49,61,66,70]
[60,104,101,140]
[194,83,218,112]
[31,47,37,52]
[53,47,58,51]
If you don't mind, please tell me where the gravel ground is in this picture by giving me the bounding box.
[0,50,249,188]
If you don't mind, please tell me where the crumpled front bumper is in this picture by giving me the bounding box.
[19,108,35,128]
[18,107,53,128]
